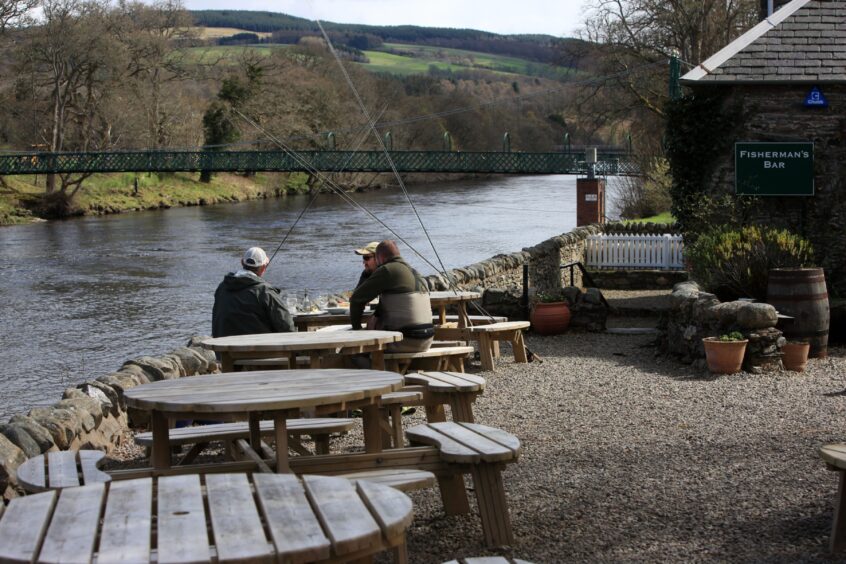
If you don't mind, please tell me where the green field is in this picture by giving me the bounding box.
[624,212,675,224]
[180,44,282,64]
[361,43,576,79]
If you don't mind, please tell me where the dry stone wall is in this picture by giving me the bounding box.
[662,281,785,373]
[0,340,217,500]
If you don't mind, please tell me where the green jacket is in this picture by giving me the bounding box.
[350,257,429,328]
[212,271,293,337]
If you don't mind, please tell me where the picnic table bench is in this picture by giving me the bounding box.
[819,443,846,551]
[384,345,474,374]
[0,473,413,564]
[404,371,486,423]
[134,417,356,462]
[16,450,111,493]
[435,321,530,371]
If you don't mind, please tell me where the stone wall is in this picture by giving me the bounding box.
[662,281,785,373]
[586,269,689,290]
[0,340,218,500]
[697,84,846,297]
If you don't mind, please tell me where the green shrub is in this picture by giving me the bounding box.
[686,225,815,301]
[718,331,745,342]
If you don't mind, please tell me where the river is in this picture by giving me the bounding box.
[0,174,621,420]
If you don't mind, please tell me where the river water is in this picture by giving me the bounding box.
[0,174,620,420]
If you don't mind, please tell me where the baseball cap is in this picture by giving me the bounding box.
[354,241,379,256]
[242,247,269,267]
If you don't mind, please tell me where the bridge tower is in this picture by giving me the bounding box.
[576,147,606,226]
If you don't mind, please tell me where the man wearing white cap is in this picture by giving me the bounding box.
[353,241,379,288]
[212,247,293,337]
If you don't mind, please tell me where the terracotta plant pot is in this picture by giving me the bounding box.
[781,342,810,372]
[702,337,748,374]
[530,302,571,335]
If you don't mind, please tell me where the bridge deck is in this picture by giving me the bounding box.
[0,150,639,176]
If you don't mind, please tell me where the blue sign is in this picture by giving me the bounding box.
[805,86,828,108]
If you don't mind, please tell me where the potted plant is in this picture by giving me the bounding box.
[702,331,748,374]
[530,291,571,335]
[781,341,810,372]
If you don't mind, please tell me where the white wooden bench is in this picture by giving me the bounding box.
[134,418,355,462]
[407,421,521,547]
[16,450,111,493]
[384,345,474,374]
[404,371,486,423]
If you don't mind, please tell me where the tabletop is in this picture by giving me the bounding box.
[124,369,404,471]
[0,473,413,564]
[198,330,402,371]
[428,291,482,304]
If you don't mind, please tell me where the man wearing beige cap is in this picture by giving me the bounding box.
[212,247,293,337]
[354,241,379,288]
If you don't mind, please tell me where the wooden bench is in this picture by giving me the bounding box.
[433,315,508,326]
[340,468,436,492]
[135,418,355,463]
[436,321,530,371]
[819,443,846,551]
[233,356,311,369]
[16,450,111,493]
[384,345,474,374]
[407,422,521,547]
[404,371,486,423]
[379,390,424,448]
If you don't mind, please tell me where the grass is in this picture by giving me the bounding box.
[623,212,676,224]
[179,44,282,64]
[0,172,311,225]
[361,43,580,79]
[191,26,274,39]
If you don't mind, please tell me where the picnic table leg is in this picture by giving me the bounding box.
[424,404,447,423]
[457,304,470,328]
[249,414,261,448]
[449,396,475,423]
[362,404,383,453]
[151,411,171,470]
[220,352,234,372]
[511,330,528,363]
[274,413,290,473]
[309,353,322,368]
[392,540,409,564]
[478,332,495,371]
[371,349,385,370]
[471,464,514,547]
[437,472,470,515]
[286,351,297,369]
[438,306,447,326]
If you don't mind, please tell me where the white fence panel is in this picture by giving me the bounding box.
[585,234,685,270]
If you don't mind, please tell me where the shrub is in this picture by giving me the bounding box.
[718,331,745,342]
[686,225,815,301]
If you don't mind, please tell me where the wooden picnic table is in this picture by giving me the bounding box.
[198,330,402,371]
[429,291,482,328]
[294,311,372,332]
[124,369,403,472]
[0,473,413,564]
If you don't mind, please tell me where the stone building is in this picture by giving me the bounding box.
[679,0,846,296]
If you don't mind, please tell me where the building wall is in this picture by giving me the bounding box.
[698,83,846,296]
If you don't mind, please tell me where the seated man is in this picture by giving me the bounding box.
[350,240,434,352]
[354,241,379,288]
[212,246,294,337]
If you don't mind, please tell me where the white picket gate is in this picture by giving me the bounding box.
[585,233,685,270]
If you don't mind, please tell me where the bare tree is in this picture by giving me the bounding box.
[0,0,36,33]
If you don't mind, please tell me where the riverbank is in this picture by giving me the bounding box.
[0,172,314,225]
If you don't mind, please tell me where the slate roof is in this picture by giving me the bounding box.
[681,0,846,83]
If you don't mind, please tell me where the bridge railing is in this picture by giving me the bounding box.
[0,150,640,176]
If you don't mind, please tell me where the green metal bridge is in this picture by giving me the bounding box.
[0,149,639,176]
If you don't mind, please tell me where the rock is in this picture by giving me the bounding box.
[116,363,153,385]
[562,286,582,305]
[77,381,119,417]
[28,407,78,449]
[737,303,778,329]
[8,416,55,453]
[123,355,181,381]
[583,288,603,305]
[54,399,98,432]
[0,423,42,458]
[0,433,26,499]
[167,346,212,375]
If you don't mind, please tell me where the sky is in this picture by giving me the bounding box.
[181,0,587,38]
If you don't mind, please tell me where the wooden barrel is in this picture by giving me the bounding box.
[767,268,829,358]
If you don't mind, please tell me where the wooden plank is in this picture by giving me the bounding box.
[134,418,355,446]
[78,450,110,485]
[234,439,273,474]
[39,482,106,564]
[205,473,272,563]
[303,475,381,557]
[409,372,485,392]
[98,478,153,562]
[355,479,413,538]
[341,469,436,492]
[16,454,47,492]
[458,422,522,454]
[469,321,530,333]
[430,423,516,462]
[47,451,80,489]
[252,473,331,563]
[0,490,57,562]
[157,474,211,564]
[406,424,479,462]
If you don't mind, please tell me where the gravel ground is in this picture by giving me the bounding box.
[111,334,846,563]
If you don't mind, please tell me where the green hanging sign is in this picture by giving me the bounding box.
[735,142,814,196]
